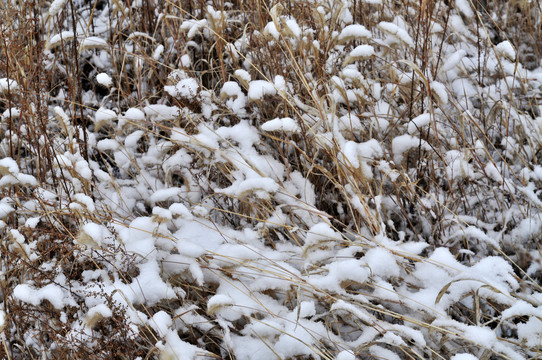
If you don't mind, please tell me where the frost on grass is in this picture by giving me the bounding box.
[4,0,542,359]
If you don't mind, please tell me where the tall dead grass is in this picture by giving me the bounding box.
[0,0,541,358]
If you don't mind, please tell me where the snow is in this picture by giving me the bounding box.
[496,41,516,61]
[336,350,356,360]
[220,81,243,98]
[408,113,432,134]
[96,73,113,87]
[392,134,431,164]
[378,21,414,47]
[153,44,164,60]
[2,107,20,120]
[349,44,375,58]
[149,187,183,206]
[152,206,172,222]
[0,78,18,93]
[261,117,300,133]
[85,304,112,328]
[164,78,199,99]
[0,202,15,219]
[143,104,180,122]
[73,193,95,212]
[309,259,370,291]
[0,157,19,175]
[370,346,401,360]
[331,300,373,323]
[440,49,467,73]
[180,19,208,39]
[364,247,400,277]
[79,37,108,51]
[94,107,117,128]
[230,335,277,360]
[120,217,159,256]
[445,150,477,181]
[158,330,205,359]
[274,75,286,93]
[46,31,75,50]
[501,300,540,319]
[343,44,375,65]
[13,283,76,309]
[48,0,68,17]
[96,138,119,151]
[463,325,498,348]
[0,171,37,188]
[517,317,542,348]
[451,354,478,360]
[217,177,280,199]
[0,310,5,332]
[484,162,504,183]
[25,217,40,228]
[122,107,146,122]
[207,294,234,315]
[234,69,251,84]
[284,18,302,39]
[124,130,144,147]
[304,222,342,248]
[129,260,176,305]
[149,310,172,335]
[454,0,474,18]
[10,229,24,244]
[220,81,247,114]
[338,24,372,43]
[248,80,277,101]
[263,21,280,40]
[5,1,542,359]
[76,222,108,248]
[430,81,448,105]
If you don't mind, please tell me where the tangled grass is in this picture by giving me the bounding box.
[0,0,542,358]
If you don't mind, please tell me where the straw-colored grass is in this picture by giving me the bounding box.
[0,0,541,358]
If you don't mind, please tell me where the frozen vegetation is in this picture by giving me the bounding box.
[0,0,542,358]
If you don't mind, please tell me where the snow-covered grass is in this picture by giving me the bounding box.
[1,0,542,358]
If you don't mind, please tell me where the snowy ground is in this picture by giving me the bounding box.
[1,0,542,358]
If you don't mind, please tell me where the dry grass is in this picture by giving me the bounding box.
[0,0,541,359]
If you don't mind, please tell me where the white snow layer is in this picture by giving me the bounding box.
[261,117,300,133]
[96,73,113,87]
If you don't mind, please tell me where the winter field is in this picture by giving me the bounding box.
[0,0,542,358]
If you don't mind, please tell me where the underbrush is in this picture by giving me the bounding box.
[1,0,542,359]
